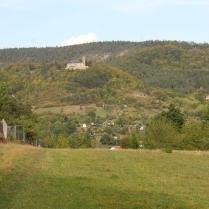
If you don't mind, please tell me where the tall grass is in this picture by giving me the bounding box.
[0,143,209,208]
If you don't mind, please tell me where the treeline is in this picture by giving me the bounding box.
[0,41,141,65]
[39,104,209,150]
[122,104,209,151]
[2,40,208,67]
[0,82,38,143]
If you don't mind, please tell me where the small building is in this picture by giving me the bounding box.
[66,56,88,70]
[82,124,87,128]
[110,146,121,150]
[139,126,144,131]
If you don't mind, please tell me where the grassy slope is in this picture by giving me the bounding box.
[35,104,107,117]
[0,144,209,209]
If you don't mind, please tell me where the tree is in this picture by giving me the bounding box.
[56,134,69,148]
[201,121,209,150]
[121,129,139,149]
[0,98,33,122]
[0,82,10,110]
[158,104,185,131]
[65,121,76,135]
[53,121,65,136]
[42,137,56,148]
[116,114,128,127]
[69,133,91,148]
[144,117,178,149]
[121,137,130,149]
[100,133,115,145]
[87,110,96,121]
[179,118,203,150]
[129,129,139,149]
[202,105,209,121]
[16,116,39,144]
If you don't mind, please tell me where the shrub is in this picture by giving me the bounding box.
[163,146,173,153]
[56,134,69,148]
[69,134,92,148]
[144,117,178,149]
[179,118,203,150]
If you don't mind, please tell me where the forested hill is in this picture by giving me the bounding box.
[108,41,209,71]
[1,40,209,66]
[1,40,209,95]
[0,41,142,65]
[107,41,209,94]
[0,62,145,108]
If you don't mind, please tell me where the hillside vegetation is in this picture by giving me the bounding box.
[2,40,209,97]
[1,41,209,148]
[0,62,145,107]
[0,143,209,209]
[109,41,209,95]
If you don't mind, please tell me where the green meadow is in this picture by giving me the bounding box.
[0,143,209,209]
[35,104,107,118]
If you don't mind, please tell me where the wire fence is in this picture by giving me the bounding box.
[7,125,25,142]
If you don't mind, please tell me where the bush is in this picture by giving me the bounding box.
[129,129,139,149]
[179,118,204,150]
[100,133,115,146]
[163,146,173,153]
[69,134,92,148]
[56,134,69,148]
[144,117,178,149]
[121,137,130,149]
[121,129,139,149]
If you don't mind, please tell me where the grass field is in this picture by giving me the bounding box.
[35,104,107,117]
[0,143,209,209]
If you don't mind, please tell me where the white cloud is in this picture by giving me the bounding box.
[59,33,98,46]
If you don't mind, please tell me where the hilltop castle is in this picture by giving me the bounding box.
[65,56,88,70]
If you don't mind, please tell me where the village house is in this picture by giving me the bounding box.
[65,56,88,70]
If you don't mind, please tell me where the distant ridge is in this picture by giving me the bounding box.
[1,40,208,66]
[0,41,141,65]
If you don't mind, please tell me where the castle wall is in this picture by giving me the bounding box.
[65,56,88,70]
[65,63,88,70]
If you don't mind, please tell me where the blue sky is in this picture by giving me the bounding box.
[0,0,209,49]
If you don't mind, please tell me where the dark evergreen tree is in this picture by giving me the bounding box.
[158,104,185,131]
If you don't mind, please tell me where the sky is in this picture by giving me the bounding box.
[0,0,209,49]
